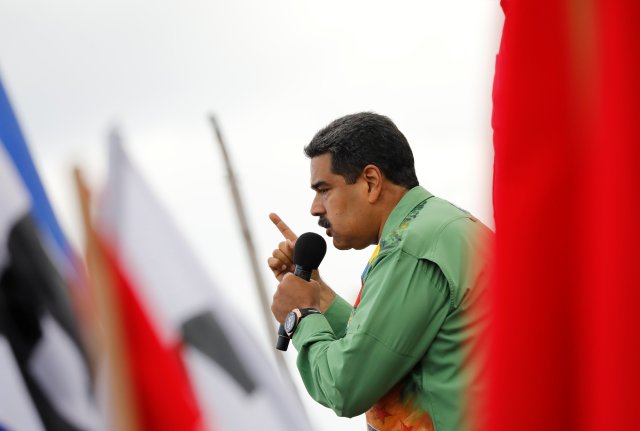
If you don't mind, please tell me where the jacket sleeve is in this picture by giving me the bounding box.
[322,293,353,338]
[292,248,450,417]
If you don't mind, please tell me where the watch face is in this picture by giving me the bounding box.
[284,311,297,334]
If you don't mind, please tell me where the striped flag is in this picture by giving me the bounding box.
[0,331,45,431]
[0,144,103,431]
[0,78,104,431]
[0,143,45,431]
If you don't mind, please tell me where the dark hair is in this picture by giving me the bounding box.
[304,112,419,188]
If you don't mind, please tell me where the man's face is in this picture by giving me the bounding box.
[309,154,376,250]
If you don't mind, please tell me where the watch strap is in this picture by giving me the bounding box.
[298,307,321,318]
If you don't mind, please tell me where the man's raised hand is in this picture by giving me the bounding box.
[268,213,297,281]
[267,212,336,311]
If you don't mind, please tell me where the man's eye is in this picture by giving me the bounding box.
[318,188,329,194]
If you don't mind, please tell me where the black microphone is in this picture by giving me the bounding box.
[276,232,327,351]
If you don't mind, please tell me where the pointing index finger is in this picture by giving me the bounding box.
[269,212,298,241]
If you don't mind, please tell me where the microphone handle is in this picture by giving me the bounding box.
[276,265,312,351]
[293,265,313,281]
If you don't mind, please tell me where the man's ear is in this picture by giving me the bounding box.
[362,165,383,204]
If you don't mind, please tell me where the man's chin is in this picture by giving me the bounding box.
[331,235,374,251]
[331,237,352,250]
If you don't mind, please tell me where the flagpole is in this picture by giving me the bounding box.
[74,168,139,431]
[208,115,298,382]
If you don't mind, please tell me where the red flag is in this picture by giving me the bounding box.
[96,240,206,431]
[490,1,640,430]
[585,1,640,429]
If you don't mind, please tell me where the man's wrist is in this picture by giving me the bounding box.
[318,279,336,313]
[284,307,321,337]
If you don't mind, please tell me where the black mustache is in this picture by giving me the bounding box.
[318,218,331,229]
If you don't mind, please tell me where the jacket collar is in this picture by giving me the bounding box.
[380,186,433,241]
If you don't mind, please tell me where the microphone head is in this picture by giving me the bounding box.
[293,232,327,270]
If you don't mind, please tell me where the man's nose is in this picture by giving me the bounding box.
[310,193,325,216]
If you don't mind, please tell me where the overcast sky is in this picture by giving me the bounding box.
[0,1,502,429]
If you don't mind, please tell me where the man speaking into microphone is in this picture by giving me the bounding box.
[268,112,493,431]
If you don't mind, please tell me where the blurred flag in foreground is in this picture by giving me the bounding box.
[490,0,640,430]
[0,78,104,431]
[77,134,311,430]
[0,77,78,279]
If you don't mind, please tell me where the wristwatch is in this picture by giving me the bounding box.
[284,307,321,337]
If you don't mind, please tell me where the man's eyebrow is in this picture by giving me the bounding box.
[311,180,328,191]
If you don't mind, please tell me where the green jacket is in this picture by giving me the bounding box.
[293,186,493,431]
